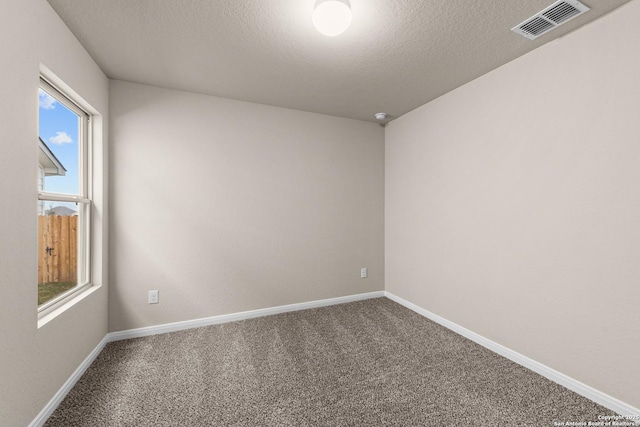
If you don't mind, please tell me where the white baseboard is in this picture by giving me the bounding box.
[384,291,640,421]
[30,291,385,426]
[108,291,386,342]
[29,334,110,427]
[32,290,639,426]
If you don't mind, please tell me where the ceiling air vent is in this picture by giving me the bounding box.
[512,0,590,40]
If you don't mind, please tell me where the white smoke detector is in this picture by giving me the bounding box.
[375,112,387,121]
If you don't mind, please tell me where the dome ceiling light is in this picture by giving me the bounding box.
[312,0,352,37]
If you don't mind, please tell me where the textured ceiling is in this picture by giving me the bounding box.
[47,0,629,122]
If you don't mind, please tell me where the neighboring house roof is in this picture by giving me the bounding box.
[38,137,66,176]
[45,206,77,216]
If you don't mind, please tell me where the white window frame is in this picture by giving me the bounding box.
[37,77,93,316]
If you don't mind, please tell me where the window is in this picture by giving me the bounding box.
[37,78,91,310]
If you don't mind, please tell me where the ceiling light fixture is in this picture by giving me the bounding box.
[312,0,352,37]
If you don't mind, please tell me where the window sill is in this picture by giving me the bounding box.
[37,284,101,329]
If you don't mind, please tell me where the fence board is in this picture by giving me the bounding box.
[70,216,77,283]
[60,216,69,282]
[52,215,60,283]
[37,215,78,285]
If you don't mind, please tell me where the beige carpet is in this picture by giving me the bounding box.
[46,297,615,426]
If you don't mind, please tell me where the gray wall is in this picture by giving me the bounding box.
[0,0,109,425]
[385,1,640,409]
[109,80,384,332]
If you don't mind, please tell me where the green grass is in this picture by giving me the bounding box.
[38,281,76,306]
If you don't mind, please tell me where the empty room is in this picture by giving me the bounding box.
[1,0,639,425]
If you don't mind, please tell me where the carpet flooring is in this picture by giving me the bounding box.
[46,297,615,426]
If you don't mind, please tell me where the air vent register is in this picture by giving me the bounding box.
[512,0,590,40]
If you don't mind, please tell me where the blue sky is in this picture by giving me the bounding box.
[38,88,79,196]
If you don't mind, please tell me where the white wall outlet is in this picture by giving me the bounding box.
[361,267,367,279]
[148,290,159,304]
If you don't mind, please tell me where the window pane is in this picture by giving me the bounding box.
[37,204,79,305]
[38,88,80,197]
[38,84,85,307]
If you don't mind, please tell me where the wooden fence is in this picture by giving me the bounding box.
[38,215,77,285]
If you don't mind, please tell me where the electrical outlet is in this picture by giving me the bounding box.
[148,290,159,304]
[361,267,367,279]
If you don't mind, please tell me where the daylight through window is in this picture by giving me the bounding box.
[37,78,91,309]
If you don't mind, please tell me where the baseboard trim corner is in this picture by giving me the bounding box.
[384,291,640,420]
[108,290,386,342]
[29,334,110,427]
